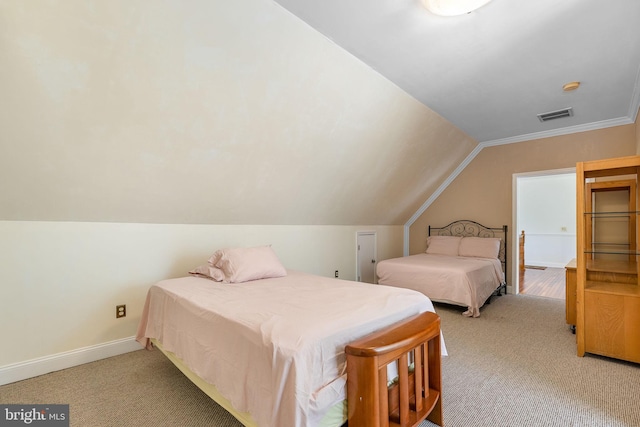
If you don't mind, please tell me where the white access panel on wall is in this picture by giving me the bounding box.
[356,231,377,283]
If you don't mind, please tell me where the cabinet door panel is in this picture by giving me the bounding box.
[584,292,625,358]
[624,296,640,363]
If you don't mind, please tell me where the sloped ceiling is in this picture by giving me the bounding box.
[274,0,640,144]
[0,0,477,226]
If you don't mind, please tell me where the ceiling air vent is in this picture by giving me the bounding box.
[537,107,574,122]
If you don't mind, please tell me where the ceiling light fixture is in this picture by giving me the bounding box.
[563,81,581,92]
[422,0,494,16]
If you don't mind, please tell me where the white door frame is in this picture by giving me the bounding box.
[511,167,575,294]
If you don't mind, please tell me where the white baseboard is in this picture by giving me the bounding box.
[0,336,142,386]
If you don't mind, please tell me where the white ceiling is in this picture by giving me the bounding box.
[273,0,640,143]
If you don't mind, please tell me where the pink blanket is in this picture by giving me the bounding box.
[377,253,504,317]
[136,270,438,427]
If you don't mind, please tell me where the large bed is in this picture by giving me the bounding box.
[377,220,508,317]
[136,245,445,427]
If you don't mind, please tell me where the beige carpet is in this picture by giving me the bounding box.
[1,294,639,427]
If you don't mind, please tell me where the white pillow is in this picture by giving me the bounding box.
[458,237,501,259]
[426,236,462,256]
[211,245,287,283]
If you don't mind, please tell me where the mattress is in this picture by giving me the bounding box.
[377,253,504,317]
[136,270,439,427]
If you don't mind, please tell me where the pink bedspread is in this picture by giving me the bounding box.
[136,270,438,427]
[376,254,504,317]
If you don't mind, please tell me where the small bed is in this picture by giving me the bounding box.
[377,220,508,317]
[136,245,445,427]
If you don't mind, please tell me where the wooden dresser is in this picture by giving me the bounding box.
[565,258,576,332]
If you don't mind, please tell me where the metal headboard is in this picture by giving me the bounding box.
[428,220,508,292]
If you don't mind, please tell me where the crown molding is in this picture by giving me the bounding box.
[628,63,640,122]
[403,144,483,255]
[403,112,638,255]
[480,116,634,148]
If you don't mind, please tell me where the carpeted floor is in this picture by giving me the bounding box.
[1,294,639,426]
[429,295,640,427]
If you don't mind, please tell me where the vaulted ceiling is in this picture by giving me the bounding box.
[274,0,640,143]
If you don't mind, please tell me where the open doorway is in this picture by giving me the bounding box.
[513,169,576,298]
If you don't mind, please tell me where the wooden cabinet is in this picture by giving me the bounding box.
[584,286,640,361]
[576,155,640,363]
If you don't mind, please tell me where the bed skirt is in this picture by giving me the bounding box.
[151,338,347,427]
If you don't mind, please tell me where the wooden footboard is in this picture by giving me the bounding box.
[346,311,443,427]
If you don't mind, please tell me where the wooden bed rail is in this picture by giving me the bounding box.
[346,311,443,427]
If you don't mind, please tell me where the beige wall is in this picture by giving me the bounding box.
[0,0,475,226]
[409,123,638,287]
[0,0,472,381]
[0,222,403,370]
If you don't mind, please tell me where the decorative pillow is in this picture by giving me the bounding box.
[212,245,287,283]
[458,237,501,259]
[425,235,462,256]
[189,264,225,282]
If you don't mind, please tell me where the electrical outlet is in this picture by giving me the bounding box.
[116,304,126,318]
[335,270,339,278]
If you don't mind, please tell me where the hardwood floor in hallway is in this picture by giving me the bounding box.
[520,266,566,299]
